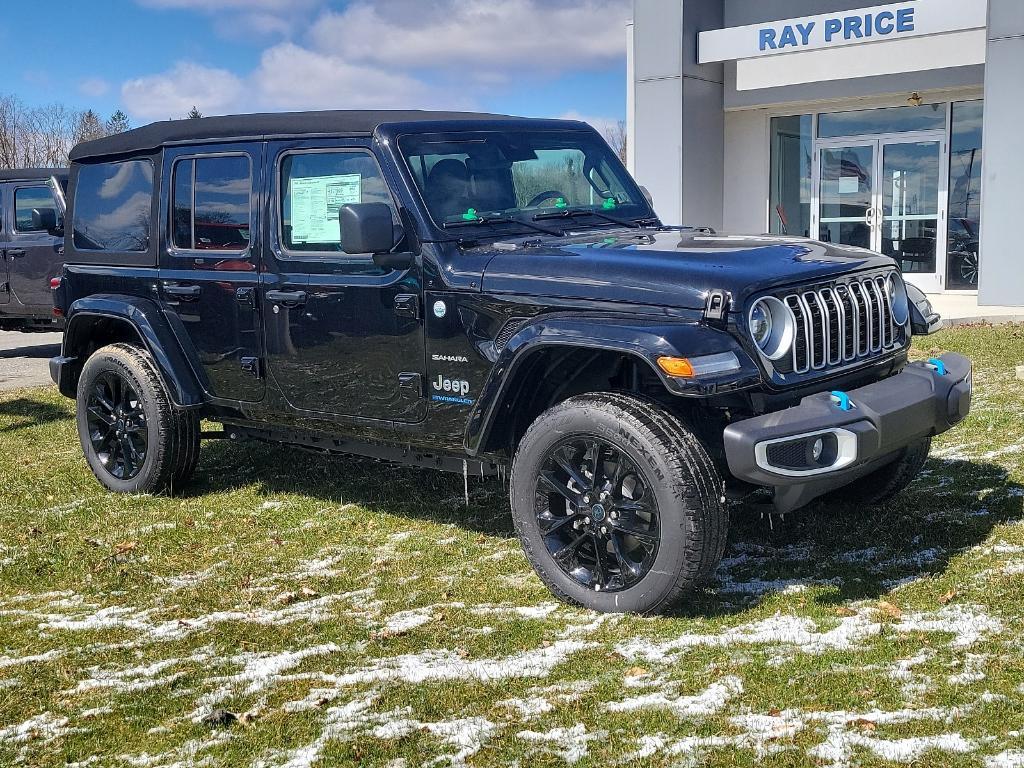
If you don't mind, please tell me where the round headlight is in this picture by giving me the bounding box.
[886,272,910,326]
[748,297,796,361]
[749,302,772,347]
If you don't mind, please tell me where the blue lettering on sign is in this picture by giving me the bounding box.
[897,6,915,32]
[759,27,777,50]
[763,6,917,50]
[824,17,842,42]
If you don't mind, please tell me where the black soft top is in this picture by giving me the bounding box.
[68,109,546,161]
[0,168,67,182]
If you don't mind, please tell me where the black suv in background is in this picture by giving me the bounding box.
[0,169,67,331]
[51,111,971,614]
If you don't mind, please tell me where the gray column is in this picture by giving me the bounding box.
[978,0,1024,305]
[632,0,724,229]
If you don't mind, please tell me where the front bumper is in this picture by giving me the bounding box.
[723,352,972,513]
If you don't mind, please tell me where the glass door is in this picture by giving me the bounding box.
[816,142,875,251]
[813,133,947,292]
[878,137,946,293]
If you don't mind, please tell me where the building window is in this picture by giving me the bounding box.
[769,115,811,237]
[818,103,946,138]
[946,101,983,289]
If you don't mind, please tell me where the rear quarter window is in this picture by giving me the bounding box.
[72,159,154,252]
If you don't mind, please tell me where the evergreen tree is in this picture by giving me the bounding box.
[75,109,105,143]
[187,106,203,119]
[106,110,131,134]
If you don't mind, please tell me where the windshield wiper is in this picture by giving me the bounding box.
[532,207,646,229]
[443,213,563,237]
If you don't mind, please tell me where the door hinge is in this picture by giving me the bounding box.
[398,372,424,399]
[241,356,263,378]
[704,290,731,322]
[394,293,420,320]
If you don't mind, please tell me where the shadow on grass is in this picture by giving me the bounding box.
[0,396,72,433]
[187,440,1023,616]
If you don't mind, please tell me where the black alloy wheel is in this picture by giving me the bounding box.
[535,436,660,592]
[85,371,149,481]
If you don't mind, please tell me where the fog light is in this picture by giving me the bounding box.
[811,437,824,462]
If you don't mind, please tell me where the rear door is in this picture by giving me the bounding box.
[159,143,266,403]
[0,182,9,305]
[5,181,64,313]
[261,139,425,423]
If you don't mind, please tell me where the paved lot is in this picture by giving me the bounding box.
[0,330,62,391]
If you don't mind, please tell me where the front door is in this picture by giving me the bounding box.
[814,134,947,292]
[261,140,426,424]
[158,143,266,403]
[3,181,64,312]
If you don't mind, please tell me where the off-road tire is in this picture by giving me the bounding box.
[510,392,727,614]
[76,342,198,495]
[830,437,932,507]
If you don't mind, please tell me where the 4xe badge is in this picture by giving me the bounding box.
[433,300,447,319]
[432,375,473,405]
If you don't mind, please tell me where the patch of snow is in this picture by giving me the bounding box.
[605,676,743,719]
[382,608,433,634]
[0,712,81,745]
[987,751,1024,768]
[0,649,62,669]
[498,697,553,719]
[68,658,185,695]
[517,723,604,764]
[810,731,975,766]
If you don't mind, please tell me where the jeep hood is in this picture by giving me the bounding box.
[477,229,897,310]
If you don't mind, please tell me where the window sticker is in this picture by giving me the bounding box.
[289,173,362,243]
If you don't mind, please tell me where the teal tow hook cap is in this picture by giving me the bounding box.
[830,391,852,411]
[927,358,947,376]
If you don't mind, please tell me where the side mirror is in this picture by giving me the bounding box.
[32,208,63,236]
[339,202,396,255]
[905,281,943,335]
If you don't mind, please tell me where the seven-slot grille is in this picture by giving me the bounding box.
[782,274,901,374]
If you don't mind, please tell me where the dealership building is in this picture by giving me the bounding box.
[627,0,1022,305]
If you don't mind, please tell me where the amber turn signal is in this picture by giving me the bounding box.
[656,356,696,377]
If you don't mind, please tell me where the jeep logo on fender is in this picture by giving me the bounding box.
[432,375,473,405]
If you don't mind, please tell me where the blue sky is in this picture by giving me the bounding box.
[0,0,629,133]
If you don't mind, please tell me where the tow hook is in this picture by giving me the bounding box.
[829,391,854,411]
[926,358,947,376]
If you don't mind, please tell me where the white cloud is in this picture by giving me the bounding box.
[556,111,622,138]
[122,62,245,120]
[78,77,111,98]
[310,0,630,78]
[137,0,315,9]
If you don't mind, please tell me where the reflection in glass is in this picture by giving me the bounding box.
[73,160,153,252]
[193,156,251,251]
[818,103,946,138]
[880,141,940,274]
[14,186,60,232]
[947,101,983,289]
[769,115,811,237]
[818,145,873,249]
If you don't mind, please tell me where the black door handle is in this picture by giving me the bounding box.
[266,289,307,307]
[163,284,201,301]
[6,249,26,258]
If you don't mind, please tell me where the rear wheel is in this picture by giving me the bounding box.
[510,392,727,614]
[76,343,199,495]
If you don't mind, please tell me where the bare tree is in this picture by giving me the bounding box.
[603,120,628,166]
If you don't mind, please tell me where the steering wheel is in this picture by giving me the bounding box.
[527,190,567,208]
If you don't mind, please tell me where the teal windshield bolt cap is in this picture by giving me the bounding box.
[602,197,617,210]
[462,208,479,221]
[555,197,567,209]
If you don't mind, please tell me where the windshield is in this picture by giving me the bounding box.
[399,130,651,232]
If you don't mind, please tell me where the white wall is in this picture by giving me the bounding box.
[723,110,770,234]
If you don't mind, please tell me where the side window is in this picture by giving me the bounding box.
[279,150,396,254]
[15,186,61,233]
[73,160,154,252]
[172,155,251,252]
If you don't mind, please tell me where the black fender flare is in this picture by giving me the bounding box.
[464,314,761,455]
[61,294,205,408]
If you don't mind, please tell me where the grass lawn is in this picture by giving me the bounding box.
[2,324,1024,767]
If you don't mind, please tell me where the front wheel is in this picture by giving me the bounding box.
[510,393,727,615]
[76,343,199,495]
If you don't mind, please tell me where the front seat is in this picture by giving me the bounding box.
[425,159,471,220]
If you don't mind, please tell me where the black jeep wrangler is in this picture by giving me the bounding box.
[51,111,971,614]
[1,168,67,331]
